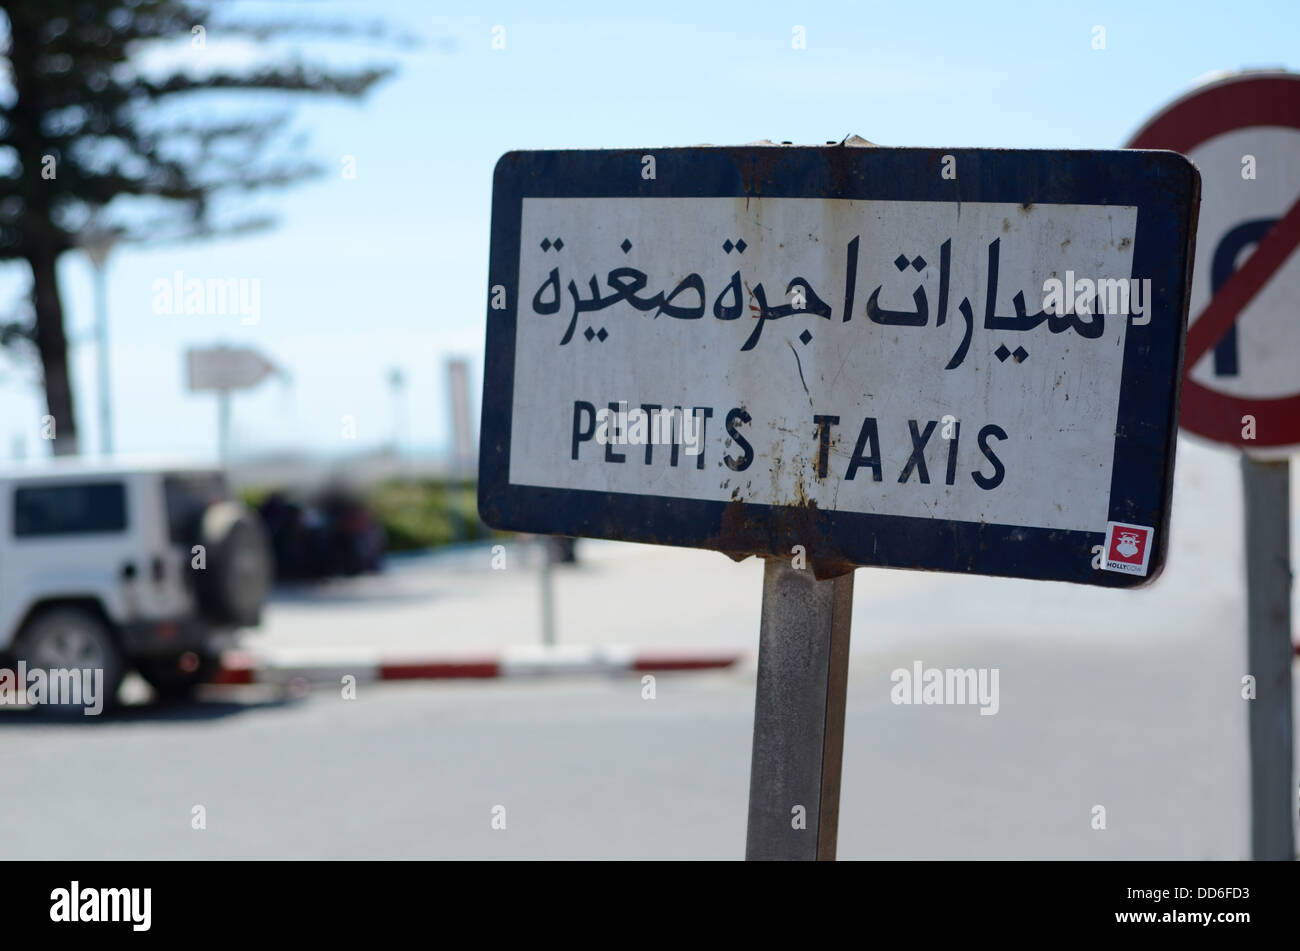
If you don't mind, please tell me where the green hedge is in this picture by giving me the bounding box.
[239,480,495,553]
[366,480,491,552]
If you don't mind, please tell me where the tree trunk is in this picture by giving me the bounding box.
[27,245,78,455]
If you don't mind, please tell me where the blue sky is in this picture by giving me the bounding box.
[1,0,1295,461]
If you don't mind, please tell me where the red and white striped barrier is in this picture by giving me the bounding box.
[213,645,744,686]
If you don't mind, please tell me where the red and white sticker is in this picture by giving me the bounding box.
[1102,522,1154,576]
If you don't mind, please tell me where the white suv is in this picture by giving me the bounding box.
[0,459,271,709]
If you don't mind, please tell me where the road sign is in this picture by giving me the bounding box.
[186,345,279,393]
[481,146,1199,587]
[1127,71,1300,453]
[1130,72,1299,862]
[186,345,281,462]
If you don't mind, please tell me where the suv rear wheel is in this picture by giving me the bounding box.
[14,607,124,716]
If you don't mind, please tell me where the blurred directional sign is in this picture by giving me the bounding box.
[1128,71,1300,453]
[479,146,1200,586]
[186,345,278,392]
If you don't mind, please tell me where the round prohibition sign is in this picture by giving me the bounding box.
[1127,73,1300,451]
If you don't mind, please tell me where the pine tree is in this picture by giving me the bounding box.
[0,1,393,453]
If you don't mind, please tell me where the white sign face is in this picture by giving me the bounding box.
[1184,127,1300,400]
[186,347,276,392]
[480,147,1196,585]
[509,197,1135,533]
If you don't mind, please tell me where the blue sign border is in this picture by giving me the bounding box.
[480,147,1198,586]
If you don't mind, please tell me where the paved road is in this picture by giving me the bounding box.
[1,640,1290,859]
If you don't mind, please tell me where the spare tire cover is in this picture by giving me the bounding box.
[195,501,272,626]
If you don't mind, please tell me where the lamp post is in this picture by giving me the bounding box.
[387,367,406,457]
[81,228,118,457]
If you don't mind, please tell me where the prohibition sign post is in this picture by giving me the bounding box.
[1128,72,1300,860]
[481,144,1199,859]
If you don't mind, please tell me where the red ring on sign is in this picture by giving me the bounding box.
[1127,74,1300,449]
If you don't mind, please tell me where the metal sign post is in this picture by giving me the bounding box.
[1242,457,1294,860]
[1129,72,1300,860]
[746,560,853,860]
[539,536,557,647]
[217,386,231,464]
